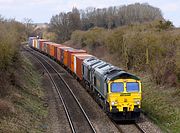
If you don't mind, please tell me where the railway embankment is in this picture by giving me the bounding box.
[0,53,48,132]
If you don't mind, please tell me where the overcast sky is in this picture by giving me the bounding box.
[0,0,180,27]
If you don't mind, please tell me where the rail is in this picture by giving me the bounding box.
[25,47,96,133]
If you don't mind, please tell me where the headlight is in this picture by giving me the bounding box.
[134,99,141,105]
[111,101,117,105]
[136,101,140,105]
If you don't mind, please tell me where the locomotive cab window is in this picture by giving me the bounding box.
[111,82,124,92]
[126,82,139,92]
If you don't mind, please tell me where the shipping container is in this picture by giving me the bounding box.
[42,41,50,54]
[67,49,86,69]
[28,37,36,46]
[47,42,51,55]
[49,43,54,57]
[54,44,63,59]
[32,39,35,47]
[34,38,38,49]
[75,55,93,80]
[46,42,56,55]
[60,47,74,66]
[37,39,40,50]
[38,39,48,51]
[71,53,91,73]
[49,43,61,57]
[42,41,45,52]
[32,38,38,48]
[57,46,69,61]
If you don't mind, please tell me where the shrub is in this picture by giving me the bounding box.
[71,21,180,86]
[0,18,27,97]
[71,27,106,51]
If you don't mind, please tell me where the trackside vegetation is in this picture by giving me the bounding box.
[0,17,48,132]
[70,21,180,132]
[0,17,26,97]
[71,21,180,86]
[0,56,48,132]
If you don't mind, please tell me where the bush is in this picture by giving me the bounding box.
[71,21,180,86]
[71,30,85,46]
[71,27,106,51]
[0,18,27,97]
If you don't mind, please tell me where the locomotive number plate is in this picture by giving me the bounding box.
[120,93,131,96]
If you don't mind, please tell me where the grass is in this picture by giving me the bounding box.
[0,56,48,132]
[141,73,180,133]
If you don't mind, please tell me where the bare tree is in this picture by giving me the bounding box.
[50,8,81,43]
[23,18,33,37]
[49,3,163,42]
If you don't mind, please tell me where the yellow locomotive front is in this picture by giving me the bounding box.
[107,78,142,120]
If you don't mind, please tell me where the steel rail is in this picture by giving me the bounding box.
[134,123,146,133]
[113,120,146,133]
[25,48,76,133]
[110,120,124,133]
[27,47,97,133]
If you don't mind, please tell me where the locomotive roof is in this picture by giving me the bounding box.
[94,63,140,81]
[90,60,105,70]
[106,70,140,81]
[94,63,114,76]
[83,57,98,67]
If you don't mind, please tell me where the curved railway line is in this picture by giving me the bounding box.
[24,45,147,133]
[25,47,96,133]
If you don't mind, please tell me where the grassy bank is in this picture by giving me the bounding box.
[0,56,48,132]
[141,72,180,133]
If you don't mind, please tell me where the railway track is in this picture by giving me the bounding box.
[24,46,147,133]
[25,47,96,133]
[112,120,146,133]
[135,122,146,133]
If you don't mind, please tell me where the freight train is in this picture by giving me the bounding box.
[28,37,142,120]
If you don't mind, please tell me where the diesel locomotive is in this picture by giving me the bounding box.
[28,37,142,120]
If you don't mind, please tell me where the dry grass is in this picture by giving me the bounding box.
[141,73,180,133]
[0,100,15,117]
[0,56,48,132]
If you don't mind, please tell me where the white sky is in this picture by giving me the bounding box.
[0,0,180,27]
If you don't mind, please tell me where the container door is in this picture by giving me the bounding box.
[74,56,77,74]
[57,48,60,61]
[55,47,57,58]
[60,49,63,63]
[64,51,68,66]
[37,40,40,49]
[47,44,50,54]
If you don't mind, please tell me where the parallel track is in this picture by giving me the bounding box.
[25,47,96,133]
[25,46,147,133]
